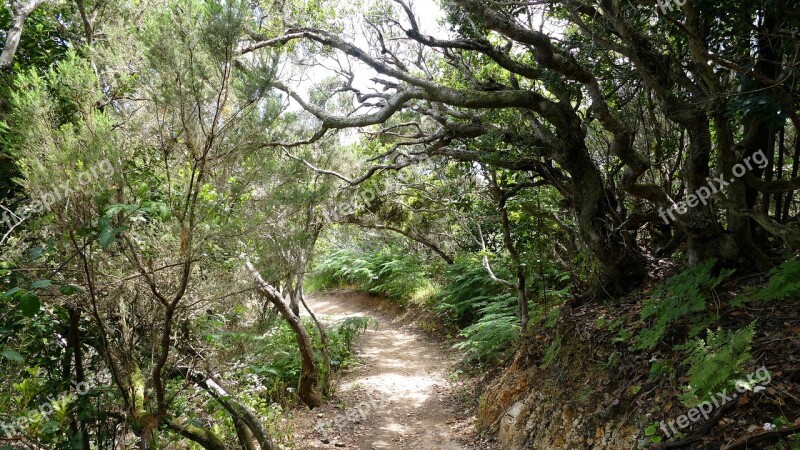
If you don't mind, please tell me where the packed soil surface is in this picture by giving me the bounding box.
[292,290,488,450]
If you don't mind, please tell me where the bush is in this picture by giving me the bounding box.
[201,312,371,405]
[308,249,375,289]
[319,316,377,371]
[453,301,520,363]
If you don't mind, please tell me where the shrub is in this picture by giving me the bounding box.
[365,251,432,299]
[308,249,374,289]
[453,300,520,363]
[202,313,371,405]
[319,316,377,371]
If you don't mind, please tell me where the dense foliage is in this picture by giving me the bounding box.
[0,0,798,447]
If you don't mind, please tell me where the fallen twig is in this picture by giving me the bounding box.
[721,424,800,450]
[652,400,737,449]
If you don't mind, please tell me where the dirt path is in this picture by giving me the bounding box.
[293,290,482,450]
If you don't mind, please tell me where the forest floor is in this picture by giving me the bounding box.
[291,290,491,450]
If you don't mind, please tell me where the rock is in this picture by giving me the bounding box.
[499,401,525,448]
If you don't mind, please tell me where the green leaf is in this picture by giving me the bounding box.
[3,287,23,298]
[104,203,139,217]
[29,247,44,260]
[98,225,128,249]
[141,201,171,219]
[31,279,52,289]
[19,293,41,317]
[59,284,84,295]
[1,349,24,362]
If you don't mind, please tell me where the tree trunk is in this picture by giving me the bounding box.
[774,126,785,221]
[296,277,332,395]
[783,134,800,221]
[65,308,90,450]
[682,121,730,265]
[246,260,324,408]
[285,276,301,316]
[0,0,47,70]
[487,172,530,330]
[167,420,229,450]
[556,140,647,293]
[233,421,258,450]
[172,366,277,450]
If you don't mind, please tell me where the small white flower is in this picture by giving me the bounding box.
[763,423,775,431]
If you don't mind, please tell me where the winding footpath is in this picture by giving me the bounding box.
[293,290,482,450]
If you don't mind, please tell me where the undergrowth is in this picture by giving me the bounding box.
[630,259,792,407]
[677,323,755,405]
[636,258,734,351]
[311,249,571,365]
[437,256,520,363]
[201,310,371,405]
[734,257,800,305]
[307,247,437,302]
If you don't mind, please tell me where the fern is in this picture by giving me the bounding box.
[677,323,755,406]
[541,333,562,369]
[309,249,374,288]
[308,247,434,301]
[438,256,522,363]
[453,301,520,363]
[636,259,734,350]
[436,256,516,326]
[754,258,800,302]
[365,252,431,299]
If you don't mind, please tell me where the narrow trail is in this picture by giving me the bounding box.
[293,290,482,450]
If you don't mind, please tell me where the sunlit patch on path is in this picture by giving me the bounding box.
[294,290,478,449]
